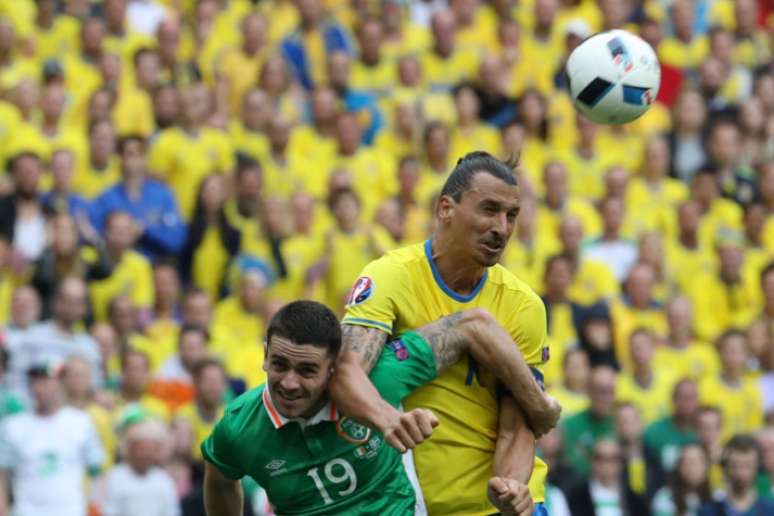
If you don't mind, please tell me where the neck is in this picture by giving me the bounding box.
[67,394,89,409]
[315,119,335,137]
[673,413,694,429]
[122,387,143,402]
[728,486,756,509]
[634,367,652,386]
[721,370,742,384]
[197,400,219,421]
[680,230,698,248]
[36,402,60,417]
[54,319,74,334]
[546,290,566,304]
[154,301,174,319]
[124,176,144,197]
[669,332,691,348]
[430,237,485,296]
[602,229,618,241]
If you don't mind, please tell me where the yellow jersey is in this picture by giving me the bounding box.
[343,241,549,513]
[175,402,225,460]
[699,375,763,441]
[616,370,678,425]
[89,250,154,322]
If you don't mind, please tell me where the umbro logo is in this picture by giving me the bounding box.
[265,459,286,470]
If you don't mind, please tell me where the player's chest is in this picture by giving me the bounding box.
[250,421,390,511]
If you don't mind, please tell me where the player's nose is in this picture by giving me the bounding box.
[280,371,301,391]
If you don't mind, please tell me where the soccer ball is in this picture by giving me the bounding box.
[566,29,661,125]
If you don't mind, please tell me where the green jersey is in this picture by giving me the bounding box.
[202,332,436,515]
[642,417,697,473]
[560,409,615,475]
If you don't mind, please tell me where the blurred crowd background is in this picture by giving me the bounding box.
[0,0,771,515]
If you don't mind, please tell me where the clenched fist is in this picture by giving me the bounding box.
[381,408,439,453]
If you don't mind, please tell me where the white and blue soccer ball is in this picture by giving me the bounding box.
[566,29,661,125]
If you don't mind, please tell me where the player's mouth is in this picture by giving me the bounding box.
[480,240,504,254]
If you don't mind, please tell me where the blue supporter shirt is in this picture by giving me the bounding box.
[90,179,187,259]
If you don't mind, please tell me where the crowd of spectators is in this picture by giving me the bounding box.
[0,0,771,514]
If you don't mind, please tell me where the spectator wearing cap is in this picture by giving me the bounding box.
[698,435,774,515]
[91,134,186,260]
[280,0,352,91]
[0,152,48,262]
[0,359,105,516]
[5,276,102,404]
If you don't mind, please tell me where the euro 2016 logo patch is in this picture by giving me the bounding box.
[336,417,372,444]
[387,340,409,361]
[346,277,374,306]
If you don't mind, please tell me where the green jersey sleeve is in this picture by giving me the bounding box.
[369,331,437,408]
[201,414,245,480]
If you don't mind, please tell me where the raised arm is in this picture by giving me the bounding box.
[204,461,243,516]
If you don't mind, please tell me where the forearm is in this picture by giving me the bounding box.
[468,323,545,415]
[204,474,243,516]
[329,352,401,431]
[494,399,536,484]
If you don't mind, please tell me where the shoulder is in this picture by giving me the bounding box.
[362,242,425,277]
[222,386,267,423]
[487,264,544,311]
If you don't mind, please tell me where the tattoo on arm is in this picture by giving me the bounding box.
[340,325,390,372]
[416,312,471,372]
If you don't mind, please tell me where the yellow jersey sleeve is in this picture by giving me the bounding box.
[504,287,548,369]
[341,255,413,335]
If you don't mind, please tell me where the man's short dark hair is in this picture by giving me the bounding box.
[440,151,518,202]
[266,301,341,356]
[6,151,41,174]
[117,134,147,155]
[192,357,226,380]
[178,323,210,345]
[722,434,760,468]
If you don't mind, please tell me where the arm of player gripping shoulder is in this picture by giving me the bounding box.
[329,325,401,435]
[204,461,244,516]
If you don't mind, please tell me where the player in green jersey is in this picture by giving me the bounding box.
[202,300,544,516]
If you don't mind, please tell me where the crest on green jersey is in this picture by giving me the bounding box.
[336,417,372,444]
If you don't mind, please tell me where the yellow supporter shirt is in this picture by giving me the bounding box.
[456,10,498,55]
[687,267,760,343]
[114,394,171,424]
[450,125,502,160]
[420,48,479,92]
[698,200,743,250]
[543,302,579,387]
[211,296,265,357]
[500,237,559,294]
[217,46,270,115]
[73,158,122,199]
[325,229,377,313]
[89,250,154,322]
[665,240,715,296]
[112,85,154,137]
[554,147,620,201]
[271,232,325,302]
[627,178,689,238]
[654,342,720,383]
[381,23,431,62]
[569,258,620,306]
[616,371,678,425]
[175,402,225,460]
[86,403,116,469]
[148,127,235,219]
[536,198,602,249]
[699,375,763,440]
[732,32,770,69]
[342,240,549,512]
[610,298,668,369]
[373,130,416,162]
[351,59,397,99]
[228,119,270,163]
[287,126,337,198]
[548,384,589,419]
[658,36,709,70]
[192,226,232,300]
[31,15,80,62]
[329,149,398,219]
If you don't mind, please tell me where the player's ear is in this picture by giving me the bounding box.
[437,195,454,221]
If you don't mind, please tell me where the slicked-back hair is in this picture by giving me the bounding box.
[440,151,518,202]
[266,301,342,356]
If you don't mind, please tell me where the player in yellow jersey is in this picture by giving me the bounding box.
[331,152,561,515]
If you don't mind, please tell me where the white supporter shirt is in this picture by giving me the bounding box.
[583,239,638,282]
[0,407,104,516]
[103,463,180,516]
